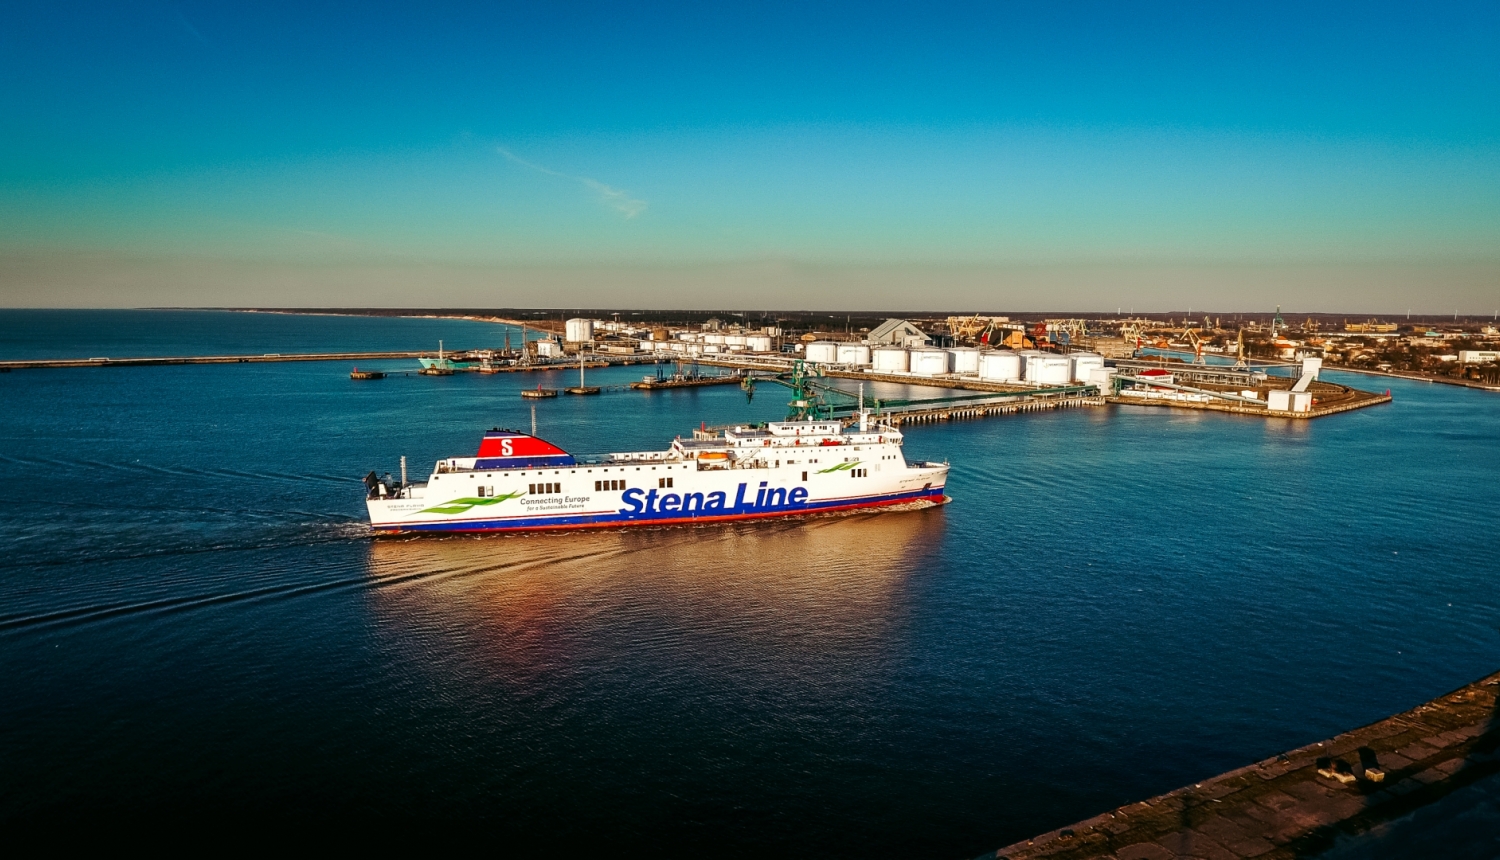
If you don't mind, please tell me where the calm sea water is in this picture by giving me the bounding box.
[2,311,1498,856]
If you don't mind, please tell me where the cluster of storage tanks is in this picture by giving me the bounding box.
[565,318,780,354]
[803,341,1104,385]
[639,333,776,355]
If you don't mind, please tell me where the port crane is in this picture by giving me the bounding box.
[948,315,997,344]
[1047,319,1091,348]
[741,360,861,420]
[1184,329,1208,364]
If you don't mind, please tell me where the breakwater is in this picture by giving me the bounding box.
[0,351,427,369]
[986,671,1500,860]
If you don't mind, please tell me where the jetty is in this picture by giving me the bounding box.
[631,375,743,390]
[699,356,1389,421]
[0,350,426,370]
[880,393,1104,425]
[983,670,1500,860]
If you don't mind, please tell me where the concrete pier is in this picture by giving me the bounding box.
[881,395,1104,425]
[984,670,1500,860]
[1106,388,1392,420]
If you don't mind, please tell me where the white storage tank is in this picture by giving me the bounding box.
[1087,366,1116,392]
[705,333,727,345]
[564,318,595,343]
[948,347,981,375]
[726,335,747,347]
[704,344,722,353]
[1026,354,1072,385]
[837,343,872,366]
[805,341,841,363]
[1269,390,1314,412]
[1016,350,1044,380]
[978,351,1022,382]
[872,347,909,373]
[1069,352,1105,383]
[746,335,773,352]
[909,348,954,376]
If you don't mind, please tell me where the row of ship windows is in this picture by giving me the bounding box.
[478,469,872,497]
[457,458,892,493]
[442,464,687,483]
[472,483,564,495]
[444,454,904,484]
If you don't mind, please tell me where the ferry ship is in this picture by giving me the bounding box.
[363,414,948,534]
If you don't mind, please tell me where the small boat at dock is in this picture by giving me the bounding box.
[350,367,386,380]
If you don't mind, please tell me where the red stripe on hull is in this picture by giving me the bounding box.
[372,492,947,536]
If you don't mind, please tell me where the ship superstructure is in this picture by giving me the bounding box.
[364,415,947,534]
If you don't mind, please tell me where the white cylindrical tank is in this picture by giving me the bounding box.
[1016,349,1044,381]
[978,351,1022,382]
[705,333,727,345]
[1027,355,1072,385]
[837,343,872,366]
[805,341,840,363]
[746,335,773,352]
[1069,352,1105,383]
[872,347,909,373]
[948,347,981,375]
[704,344,722,353]
[726,335,747,347]
[564,318,595,343]
[1088,367,1117,391]
[909,348,954,376]
[669,342,686,353]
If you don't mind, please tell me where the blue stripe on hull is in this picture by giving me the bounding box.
[373,487,945,535]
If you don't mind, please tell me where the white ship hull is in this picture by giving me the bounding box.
[365,419,947,535]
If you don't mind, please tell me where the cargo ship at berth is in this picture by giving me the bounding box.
[363,415,948,534]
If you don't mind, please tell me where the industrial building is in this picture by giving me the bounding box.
[866,319,932,348]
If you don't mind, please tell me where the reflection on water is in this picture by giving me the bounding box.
[350,512,952,857]
[365,511,946,682]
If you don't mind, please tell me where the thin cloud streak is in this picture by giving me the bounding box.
[497,147,647,218]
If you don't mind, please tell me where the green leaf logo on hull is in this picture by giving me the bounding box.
[816,461,862,474]
[420,491,524,515]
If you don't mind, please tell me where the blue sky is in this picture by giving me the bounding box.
[2,1,1497,311]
